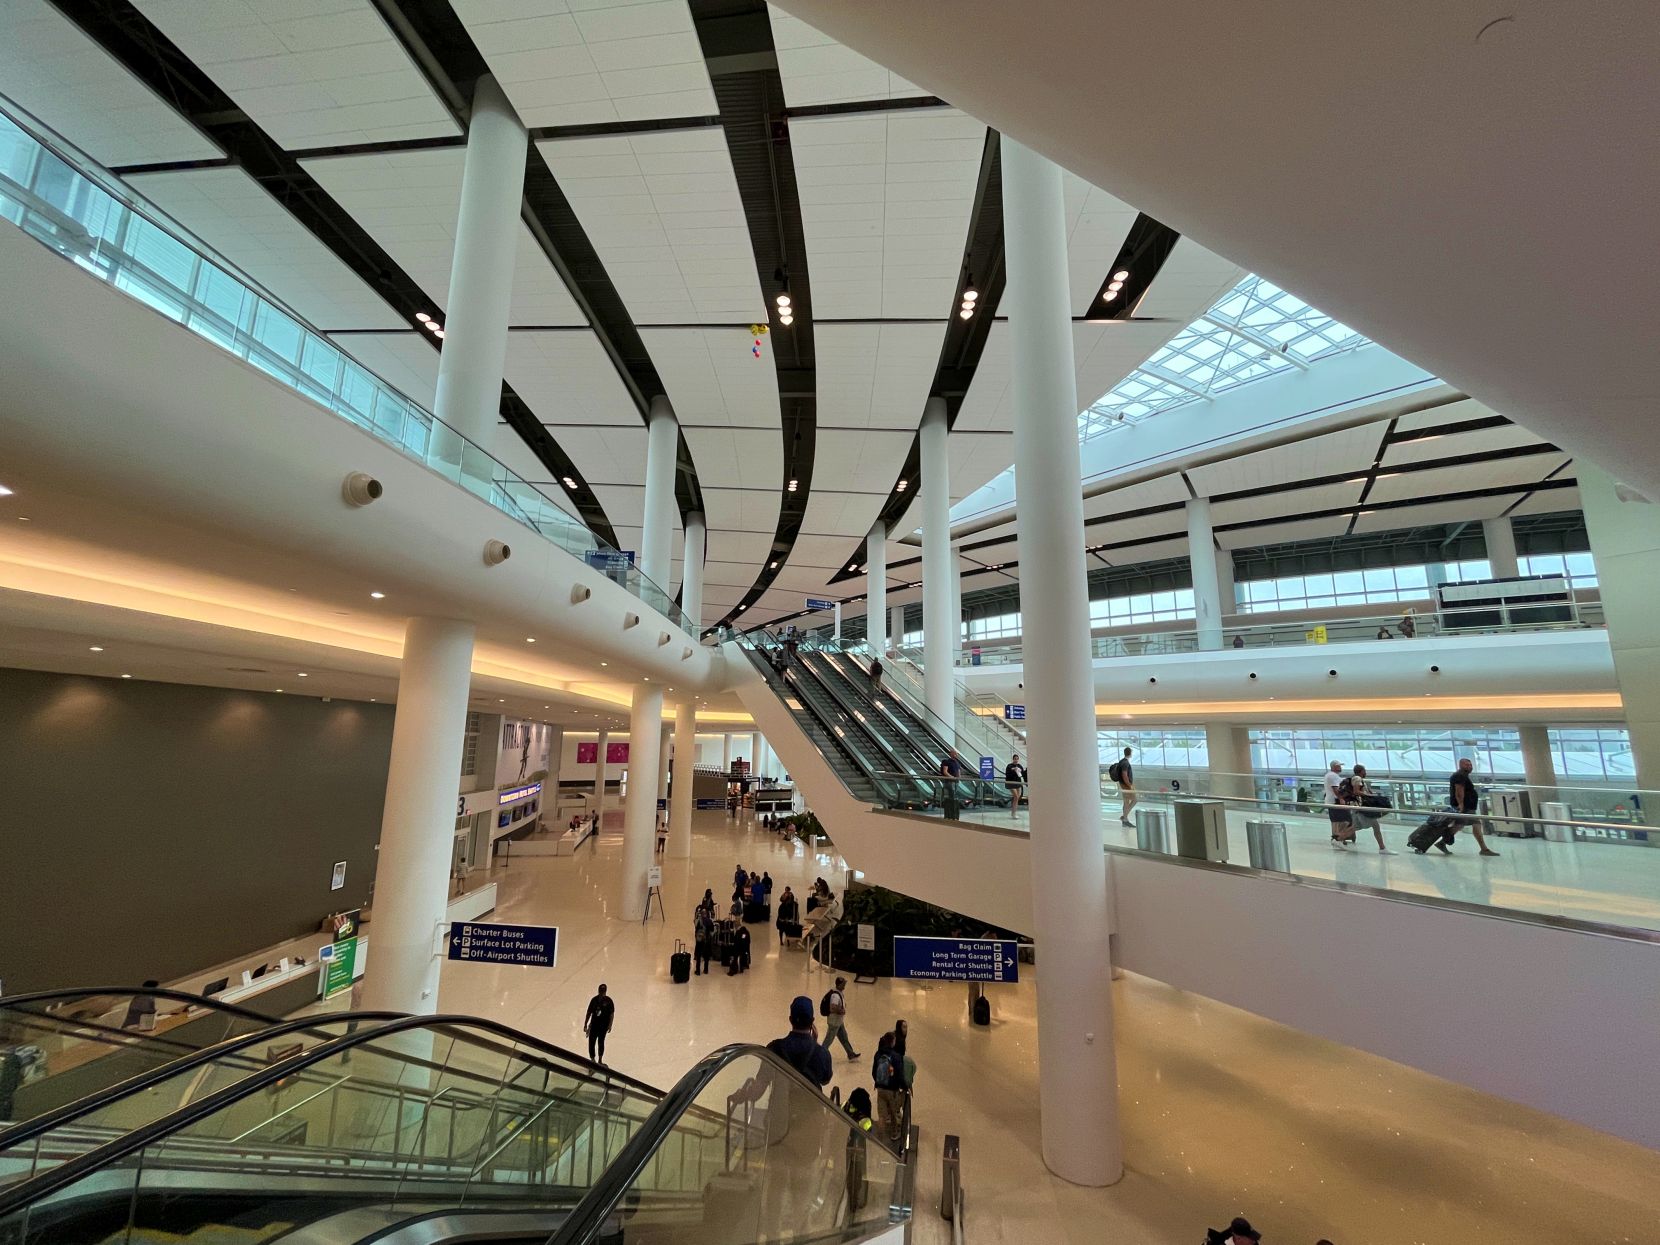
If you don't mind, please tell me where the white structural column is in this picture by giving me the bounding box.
[721,733,733,772]
[593,729,611,827]
[891,605,905,653]
[682,511,706,633]
[920,397,955,725]
[948,546,963,666]
[363,618,476,1015]
[1483,516,1521,579]
[668,701,696,858]
[1216,547,1237,619]
[1580,463,1660,788]
[620,685,665,919]
[433,77,528,454]
[657,722,673,806]
[1203,722,1253,799]
[640,396,680,592]
[865,523,888,656]
[1002,138,1123,1187]
[1187,497,1223,651]
[1518,723,1557,796]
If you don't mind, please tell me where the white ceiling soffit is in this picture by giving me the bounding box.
[1383,420,1546,467]
[0,0,222,166]
[1096,535,1189,565]
[767,8,922,107]
[1063,173,1138,314]
[324,331,440,408]
[1186,422,1384,496]
[538,130,762,326]
[1352,498,1512,534]
[791,109,985,319]
[503,329,640,430]
[1508,485,1580,517]
[816,322,942,429]
[301,148,584,326]
[706,529,775,567]
[1131,237,1244,320]
[1215,516,1352,550]
[1082,508,1185,548]
[126,166,405,331]
[946,431,1015,504]
[639,327,781,429]
[763,2,1660,501]
[131,0,458,150]
[1084,473,1193,520]
[1211,478,1365,526]
[1391,398,1484,432]
[953,319,1175,433]
[1366,453,1570,506]
[455,0,716,128]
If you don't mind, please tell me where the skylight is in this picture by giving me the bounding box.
[1077,273,1372,441]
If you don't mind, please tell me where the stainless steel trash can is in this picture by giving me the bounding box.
[1245,819,1290,872]
[1541,800,1574,843]
[1134,806,1170,854]
[1174,798,1229,862]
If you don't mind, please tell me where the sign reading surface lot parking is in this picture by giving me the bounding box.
[892,937,1019,983]
[447,922,558,968]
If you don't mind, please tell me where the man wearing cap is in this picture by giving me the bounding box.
[768,996,833,1087]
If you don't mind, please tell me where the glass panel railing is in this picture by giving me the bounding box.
[950,601,1604,667]
[0,94,689,633]
[550,1045,906,1245]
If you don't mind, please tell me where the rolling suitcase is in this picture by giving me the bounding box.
[670,938,691,984]
[1408,814,1457,853]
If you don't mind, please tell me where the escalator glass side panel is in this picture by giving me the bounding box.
[551,1045,906,1245]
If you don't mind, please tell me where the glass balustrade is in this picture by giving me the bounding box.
[0,95,688,633]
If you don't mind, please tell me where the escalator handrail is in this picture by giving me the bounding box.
[787,657,950,807]
[0,1012,668,1219]
[0,1009,406,1156]
[805,647,960,772]
[764,644,919,792]
[545,1041,906,1245]
[0,985,283,1028]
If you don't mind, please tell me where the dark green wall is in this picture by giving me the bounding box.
[0,669,395,993]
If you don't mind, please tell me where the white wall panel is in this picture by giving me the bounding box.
[456,0,715,127]
[791,110,984,318]
[538,130,762,325]
[301,148,584,326]
[1,0,222,166]
[767,9,922,107]
[133,0,458,149]
[815,322,942,430]
[639,327,781,428]
[128,167,404,330]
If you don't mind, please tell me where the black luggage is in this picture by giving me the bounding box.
[971,994,991,1026]
[1408,815,1457,853]
[778,919,803,939]
[743,900,771,924]
[670,939,691,984]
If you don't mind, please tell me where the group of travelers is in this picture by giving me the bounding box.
[1321,755,1499,856]
[762,988,917,1147]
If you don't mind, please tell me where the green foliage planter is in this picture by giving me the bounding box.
[825,882,1027,978]
[776,810,830,847]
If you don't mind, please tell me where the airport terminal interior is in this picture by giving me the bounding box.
[3,3,1659,1242]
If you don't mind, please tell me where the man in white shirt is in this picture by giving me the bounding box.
[1322,760,1354,846]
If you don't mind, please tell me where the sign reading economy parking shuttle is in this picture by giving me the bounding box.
[447,922,558,968]
[891,937,1019,983]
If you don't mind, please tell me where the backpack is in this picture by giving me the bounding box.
[1338,776,1356,803]
[871,1049,894,1089]
[820,989,837,1018]
[1108,760,1123,783]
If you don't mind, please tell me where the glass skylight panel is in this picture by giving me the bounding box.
[1076,272,1373,443]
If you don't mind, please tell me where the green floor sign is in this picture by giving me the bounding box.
[322,937,358,1000]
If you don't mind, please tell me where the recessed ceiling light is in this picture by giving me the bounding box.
[0,484,12,496]
[779,313,793,326]
[416,312,431,324]
[89,645,104,652]
[121,673,132,679]
[1108,281,1123,293]
[1113,269,1129,282]
[16,516,29,522]
[297,672,308,678]
[276,688,284,693]
[562,476,578,489]
[600,661,608,667]
[370,591,385,599]
[526,637,536,643]
[776,293,791,308]
[769,560,779,569]
[434,328,446,339]
[499,698,505,703]
[1102,289,1117,302]
[370,697,377,702]
[958,308,972,319]
[962,289,978,303]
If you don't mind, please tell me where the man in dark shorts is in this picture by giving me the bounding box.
[1449,757,1500,856]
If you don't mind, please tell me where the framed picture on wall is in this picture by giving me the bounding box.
[330,861,346,891]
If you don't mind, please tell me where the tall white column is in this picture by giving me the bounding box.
[657,721,673,811]
[1483,516,1521,579]
[640,396,679,593]
[1187,497,1223,651]
[1216,547,1237,619]
[891,605,905,653]
[1518,723,1557,797]
[833,602,842,642]
[669,701,696,858]
[866,522,888,656]
[1203,722,1253,799]
[593,729,611,828]
[920,397,955,725]
[432,77,528,456]
[620,685,665,920]
[362,618,476,1015]
[1003,137,1122,1187]
[721,733,733,772]
[948,545,963,666]
[682,511,706,633]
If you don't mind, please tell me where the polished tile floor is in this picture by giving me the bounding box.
[439,811,1660,1245]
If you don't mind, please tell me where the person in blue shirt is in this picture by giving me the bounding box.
[766,996,833,1087]
[938,750,963,819]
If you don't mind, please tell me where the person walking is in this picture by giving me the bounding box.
[1399,606,1418,638]
[693,905,716,976]
[867,654,884,694]
[1004,753,1028,817]
[1323,760,1355,846]
[872,1032,904,1145]
[1111,746,1138,827]
[938,750,963,819]
[1347,763,1393,853]
[768,996,832,1087]
[818,977,861,1060]
[583,984,614,1065]
[1449,756,1501,856]
[776,885,800,945]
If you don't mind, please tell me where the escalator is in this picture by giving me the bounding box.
[0,989,912,1244]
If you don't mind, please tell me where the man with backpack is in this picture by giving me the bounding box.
[1110,746,1137,826]
[872,1032,905,1145]
[819,977,861,1060]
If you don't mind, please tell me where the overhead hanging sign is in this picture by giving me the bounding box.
[498,782,542,806]
[806,597,835,611]
[447,921,559,968]
[1003,704,1026,721]
[892,937,1019,984]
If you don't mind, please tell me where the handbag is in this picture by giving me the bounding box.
[1360,792,1392,809]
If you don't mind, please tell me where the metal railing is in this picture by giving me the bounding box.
[0,94,690,633]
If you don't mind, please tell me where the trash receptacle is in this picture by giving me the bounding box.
[1246,819,1290,872]
[1541,800,1574,843]
[1174,798,1229,862]
[1134,806,1170,854]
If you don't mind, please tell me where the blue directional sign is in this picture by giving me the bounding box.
[1003,704,1026,721]
[447,921,559,968]
[978,756,996,781]
[892,937,1019,983]
[805,597,835,611]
